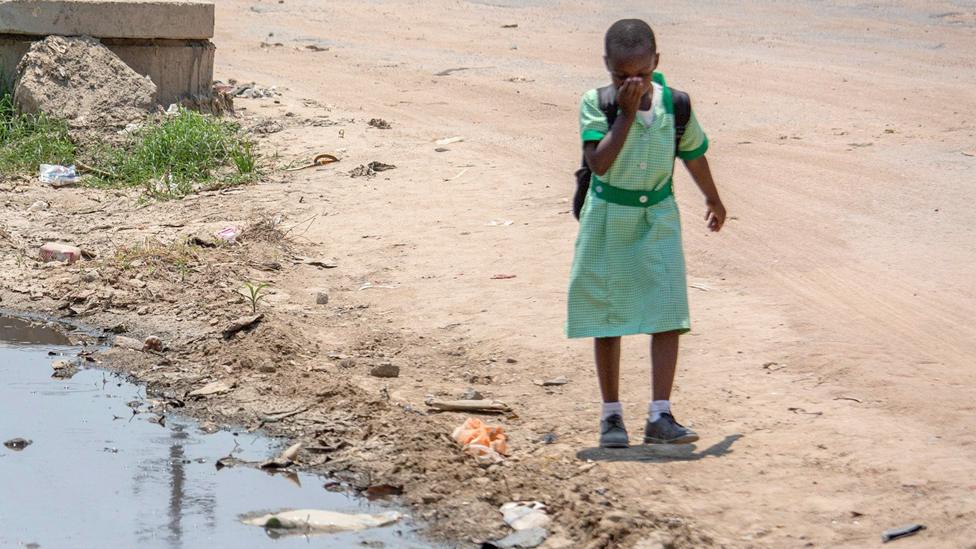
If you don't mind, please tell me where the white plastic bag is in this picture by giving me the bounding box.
[39,164,80,186]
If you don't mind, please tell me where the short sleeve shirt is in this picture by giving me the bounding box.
[578,82,708,193]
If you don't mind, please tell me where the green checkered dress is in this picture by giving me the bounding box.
[566,80,709,338]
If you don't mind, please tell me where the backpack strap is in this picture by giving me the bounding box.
[596,85,618,129]
[670,88,691,155]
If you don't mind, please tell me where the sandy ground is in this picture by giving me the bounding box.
[3,0,976,547]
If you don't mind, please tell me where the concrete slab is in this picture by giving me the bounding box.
[1,36,214,105]
[0,0,214,40]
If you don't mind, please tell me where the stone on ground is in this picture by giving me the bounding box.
[14,35,157,129]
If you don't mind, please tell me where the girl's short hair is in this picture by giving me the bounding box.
[605,19,657,59]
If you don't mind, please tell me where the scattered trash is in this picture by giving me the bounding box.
[429,399,511,414]
[222,314,264,339]
[370,363,400,378]
[215,227,240,243]
[452,417,508,462]
[261,442,302,469]
[143,336,163,352]
[436,136,464,146]
[834,396,862,403]
[501,501,551,531]
[460,388,484,400]
[285,153,340,172]
[533,376,570,387]
[501,23,519,29]
[3,438,32,451]
[231,83,280,99]
[241,509,402,534]
[39,243,82,264]
[881,523,925,543]
[482,527,548,549]
[187,380,235,399]
[368,118,392,129]
[315,292,329,305]
[364,484,403,500]
[350,161,397,178]
[51,359,78,379]
[487,220,514,226]
[358,282,398,290]
[491,274,517,280]
[253,119,284,134]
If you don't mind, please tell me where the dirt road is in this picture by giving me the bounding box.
[4,0,975,546]
[212,0,976,545]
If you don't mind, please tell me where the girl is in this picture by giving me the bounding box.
[567,19,726,448]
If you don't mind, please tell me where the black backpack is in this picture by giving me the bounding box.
[573,85,691,220]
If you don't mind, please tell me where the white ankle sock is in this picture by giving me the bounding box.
[601,401,623,421]
[648,400,670,422]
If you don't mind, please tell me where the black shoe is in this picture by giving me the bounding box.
[643,412,699,444]
[599,414,630,448]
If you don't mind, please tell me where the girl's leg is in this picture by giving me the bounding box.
[594,336,622,402]
[651,330,680,400]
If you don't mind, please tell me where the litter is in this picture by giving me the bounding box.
[39,243,82,264]
[3,438,32,451]
[215,227,240,243]
[436,136,464,145]
[350,161,396,178]
[491,274,517,280]
[261,442,302,469]
[429,399,511,414]
[482,527,548,549]
[285,153,340,172]
[487,220,514,227]
[501,501,551,531]
[241,509,402,534]
[882,523,925,543]
[452,417,508,462]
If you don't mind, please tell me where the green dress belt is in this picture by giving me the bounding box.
[590,177,673,208]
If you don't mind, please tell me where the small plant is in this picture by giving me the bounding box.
[242,281,269,314]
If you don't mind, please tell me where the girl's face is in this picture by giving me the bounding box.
[605,48,659,94]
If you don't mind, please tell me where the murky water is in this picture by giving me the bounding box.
[0,315,431,548]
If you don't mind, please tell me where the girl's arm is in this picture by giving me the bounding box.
[583,78,644,175]
[583,112,635,176]
[683,156,726,232]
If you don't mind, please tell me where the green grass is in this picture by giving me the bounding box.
[0,89,76,173]
[0,81,258,198]
[91,108,259,199]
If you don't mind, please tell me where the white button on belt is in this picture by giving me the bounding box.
[640,162,647,169]
[639,195,648,204]
[595,186,603,193]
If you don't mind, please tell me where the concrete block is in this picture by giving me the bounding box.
[0,0,214,40]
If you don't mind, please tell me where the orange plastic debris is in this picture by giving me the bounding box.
[452,418,509,459]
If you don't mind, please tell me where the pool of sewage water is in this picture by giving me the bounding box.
[0,315,432,548]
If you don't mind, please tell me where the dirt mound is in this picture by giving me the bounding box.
[14,35,157,129]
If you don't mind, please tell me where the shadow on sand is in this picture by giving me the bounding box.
[576,434,743,463]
